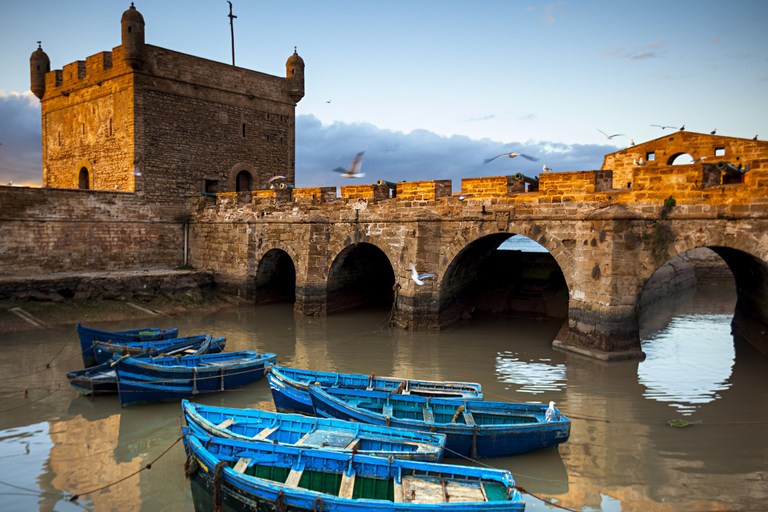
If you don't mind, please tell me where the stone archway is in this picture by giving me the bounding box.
[254,248,296,305]
[326,242,395,315]
[74,159,93,189]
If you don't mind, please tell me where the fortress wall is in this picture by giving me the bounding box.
[0,186,183,276]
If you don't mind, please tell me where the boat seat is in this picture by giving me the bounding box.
[252,426,278,440]
[462,411,476,426]
[217,418,234,429]
[401,476,487,503]
[338,472,356,499]
[422,406,434,422]
[285,468,304,487]
[232,457,251,473]
[383,405,394,416]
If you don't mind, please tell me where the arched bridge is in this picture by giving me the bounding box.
[189,161,768,360]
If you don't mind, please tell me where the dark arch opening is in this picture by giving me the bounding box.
[236,170,252,192]
[326,243,395,315]
[78,168,90,189]
[668,152,694,165]
[254,249,296,305]
[438,233,568,328]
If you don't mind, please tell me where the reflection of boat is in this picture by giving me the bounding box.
[66,335,225,396]
[93,334,225,365]
[183,431,525,511]
[182,399,447,462]
[310,387,571,458]
[267,365,483,415]
[77,322,179,367]
[115,351,277,406]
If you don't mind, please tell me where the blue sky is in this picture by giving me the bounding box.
[1,0,766,187]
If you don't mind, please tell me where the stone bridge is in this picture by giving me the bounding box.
[189,159,768,360]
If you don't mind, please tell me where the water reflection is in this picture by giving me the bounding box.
[0,285,766,511]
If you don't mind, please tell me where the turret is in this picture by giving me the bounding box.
[30,43,50,100]
[121,3,146,70]
[286,47,305,104]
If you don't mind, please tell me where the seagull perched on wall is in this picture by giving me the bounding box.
[334,152,365,178]
[711,128,717,135]
[484,152,539,164]
[409,261,436,286]
[597,129,624,140]
[639,158,646,166]
[542,164,552,172]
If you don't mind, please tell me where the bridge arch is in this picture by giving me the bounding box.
[326,241,395,315]
[437,231,569,328]
[254,248,296,305]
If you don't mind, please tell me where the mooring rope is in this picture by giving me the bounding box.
[66,433,186,503]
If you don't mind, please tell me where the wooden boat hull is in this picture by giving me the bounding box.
[115,351,276,406]
[183,431,525,511]
[77,322,178,367]
[93,334,226,365]
[267,365,483,415]
[182,400,447,462]
[67,335,225,396]
[309,387,571,459]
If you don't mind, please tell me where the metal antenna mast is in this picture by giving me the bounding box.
[227,1,237,66]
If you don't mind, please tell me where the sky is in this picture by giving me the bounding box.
[1,0,766,188]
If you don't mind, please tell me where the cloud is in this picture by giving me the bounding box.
[605,41,668,61]
[464,115,496,122]
[518,113,537,121]
[0,99,612,192]
[0,91,42,186]
[295,115,611,190]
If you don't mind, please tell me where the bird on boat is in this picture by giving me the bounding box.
[333,152,365,178]
[409,261,436,286]
[545,401,556,422]
[484,152,539,164]
[542,164,552,172]
[597,129,623,140]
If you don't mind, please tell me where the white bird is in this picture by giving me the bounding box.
[693,156,707,163]
[710,128,717,135]
[597,129,624,140]
[542,164,552,172]
[451,193,474,201]
[409,261,436,286]
[630,139,635,146]
[633,158,640,165]
[679,124,685,131]
[268,175,287,183]
[651,124,676,130]
[334,152,365,178]
[545,401,557,422]
[484,152,539,164]
[639,158,646,166]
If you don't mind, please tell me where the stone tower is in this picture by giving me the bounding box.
[30,4,304,206]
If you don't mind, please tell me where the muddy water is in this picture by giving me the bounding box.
[0,285,766,511]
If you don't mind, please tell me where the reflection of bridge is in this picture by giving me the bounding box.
[191,134,768,360]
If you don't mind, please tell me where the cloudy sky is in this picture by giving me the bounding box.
[1,0,766,188]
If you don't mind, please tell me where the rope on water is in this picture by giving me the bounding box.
[66,433,185,503]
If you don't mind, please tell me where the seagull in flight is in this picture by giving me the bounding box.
[693,156,707,163]
[542,164,552,172]
[597,129,624,140]
[268,175,287,183]
[334,152,365,178]
[484,152,539,164]
[326,100,331,103]
[409,261,436,286]
[651,124,677,130]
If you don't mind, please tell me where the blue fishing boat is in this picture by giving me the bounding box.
[267,365,483,415]
[182,400,447,462]
[114,351,276,406]
[77,322,178,367]
[309,387,570,458]
[66,335,224,396]
[183,430,525,511]
[92,333,226,365]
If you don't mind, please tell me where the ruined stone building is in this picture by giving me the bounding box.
[29,3,304,207]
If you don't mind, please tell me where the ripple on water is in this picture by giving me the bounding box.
[495,352,567,394]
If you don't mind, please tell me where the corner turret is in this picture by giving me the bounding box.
[286,47,304,104]
[121,3,146,70]
[30,43,50,100]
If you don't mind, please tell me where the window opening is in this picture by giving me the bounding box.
[78,168,89,190]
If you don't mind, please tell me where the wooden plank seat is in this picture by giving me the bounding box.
[338,472,356,499]
[285,468,303,487]
[400,476,488,504]
[232,457,251,473]
[422,406,435,422]
[216,418,235,429]
[462,411,476,425]
[252,426,278,440]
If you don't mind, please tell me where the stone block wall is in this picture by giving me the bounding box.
[0,186,183,276]
[397,180,451,200]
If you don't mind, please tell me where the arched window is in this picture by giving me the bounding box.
[78,168,90,189]
[668,153,694,165]
[236,170,252,192]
